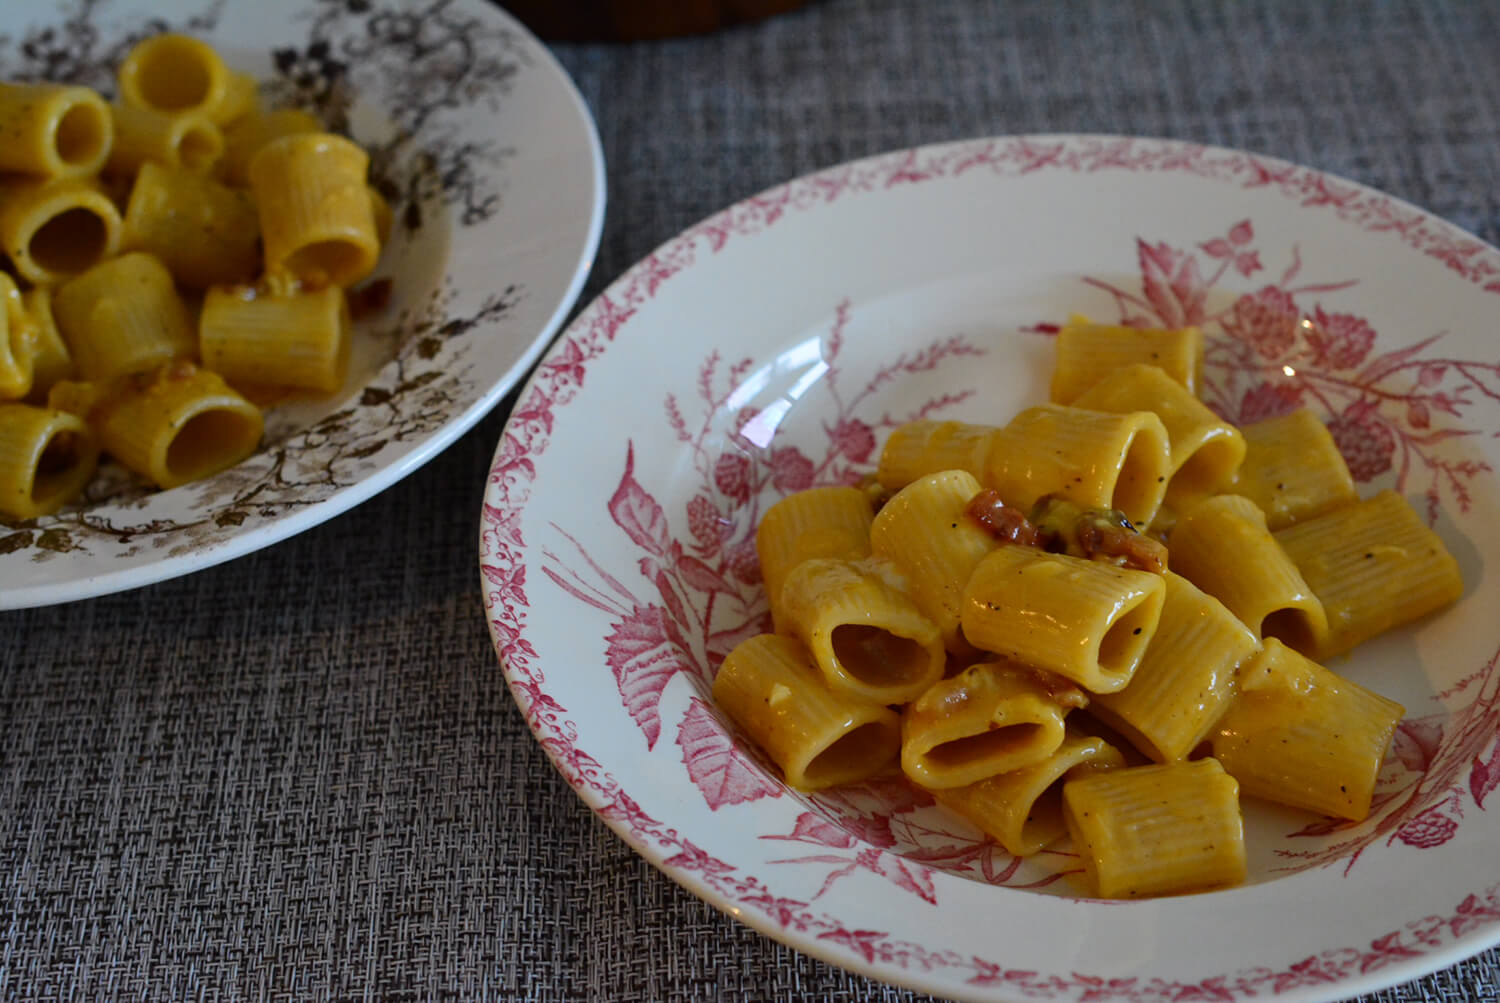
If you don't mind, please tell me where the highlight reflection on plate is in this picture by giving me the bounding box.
[0,0,604,610]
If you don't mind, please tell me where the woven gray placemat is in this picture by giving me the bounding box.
[4,0,1500,999]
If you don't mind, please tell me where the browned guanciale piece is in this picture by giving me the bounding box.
[1076,508,1169,574]
[964,488,1044,546]
[1017,665,1089,709]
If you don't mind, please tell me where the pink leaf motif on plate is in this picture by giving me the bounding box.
[866,848,938,904]
[762,811,859,848]
[713,452,754,503]
[1393,717,1445,773]
[1307,306,1377,369]
[724,538,762,585]
[1358,932,1424,974]
[705,613,770,669]
[1228,219,1254,245]
[677,697,782,810]
[1237,380,1304,424]
[817,926,889,964]
[830,417,876,463]
[769,446,814,492]
[479,561,526,609]
[662,838,735,876]
[685,494,727,555]
[607,603,694,750]
[1470,741,1500,809]
[608,443,673,559]
[1137,238,1207,327]
[741,890,811,929]
[675,553,737,596]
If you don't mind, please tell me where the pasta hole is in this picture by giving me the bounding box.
[1111,428,1169,525]
[925,723,1045,769]
[803,721,895,788]
[29,208,108,274]
[1263,608,1317,656]
[1170,436,1241,499]
[54,102,108,167]
[164,406,260,484]
[176,124,221,171]
[1098,602,1154,680]
[32,430,86,504]
[136,41,213,110]
[831,624,931,688]
[284,240,370,287]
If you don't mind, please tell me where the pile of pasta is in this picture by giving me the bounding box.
[0,33,390,520]
[715,319,1464,899]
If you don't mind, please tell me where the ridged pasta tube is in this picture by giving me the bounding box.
[1050,320,1202,404]
[123,162,260,288]
[755,486,874,633]
[71,360,262,489]
[1232,409,1357,530]
[1211,639,1403,820]
[117,33,257,126]
[902,660,1070,789]
[1064,758,1246,898]
[1167,494,1328,652]
[984,404,1171,527]
[0,176,122,284]
[220,107,322,186]
[106,104,223,175]
[200,285,351,393]
[1275,490,1463,659]
[961,546,1165,693]
[870,469,997,653]
[932,728,1125,856]
[875,420,999,491]
[53,252,196,380]
[248,132,380,288]
[0,83,113,179]
[0,402,98,518]
[1090,572,1261,762]
[20,288,74,403]
[777,557,946,705]
[0,274,36,400]
[1072,362,1245,508]
[712,633,901,791]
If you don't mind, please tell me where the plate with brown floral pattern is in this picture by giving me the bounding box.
[0,0,604,609]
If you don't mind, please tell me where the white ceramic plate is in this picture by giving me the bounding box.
[0,0,604,610]
[481,136,1500,1001]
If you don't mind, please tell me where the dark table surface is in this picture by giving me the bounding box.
[6,1,1500,999]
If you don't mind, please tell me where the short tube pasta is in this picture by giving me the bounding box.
[220,107,322,186]
[984,404,1171,527]
[1211,639,1404,820]
[200,285,351,393]
[1231,408,1357,530]
[0,274,35,400]
[875,419,999,491]
[869,468,998,653]
[777,557,946,705]
[932,728,1125,856]
[1089,572,1260,762]
[1072,362,1245,508]
[123,162,260,288]
[1167,493,1327,651]
[0,176,122,284]
[1274,490,1464,659]
[74,360,262,489]
[0,402,99,518]
[712,633,901,791]
[19,288,74,401]
[1050,319,1202,404]
[106,104,223,176]
[755,486,874,633]
[117,33,257,125]
[248,132,380,288]
[1063,758,1246,899]
[901,660,1070,789]
[53,251,196,380]
[960,546,1165,693]
[0,83,113,179]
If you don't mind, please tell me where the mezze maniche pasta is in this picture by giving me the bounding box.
[714,317,1463,900]
[0,33,388,520]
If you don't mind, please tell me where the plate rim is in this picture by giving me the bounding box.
[0,0,607,611]
[481,131,1500,1002]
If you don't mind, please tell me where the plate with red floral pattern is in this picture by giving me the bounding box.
[481,135,1500,1001]
[0,0,604,610]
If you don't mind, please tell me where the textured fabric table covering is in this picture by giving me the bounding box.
[5,1,1500,999]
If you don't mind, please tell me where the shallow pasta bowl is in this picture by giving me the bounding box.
[482,135,1500,1001]
[0,0,604,609]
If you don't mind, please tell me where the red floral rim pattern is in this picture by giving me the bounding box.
[481,135,1500,1000]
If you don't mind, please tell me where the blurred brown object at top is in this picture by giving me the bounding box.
[500,0,814,40]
